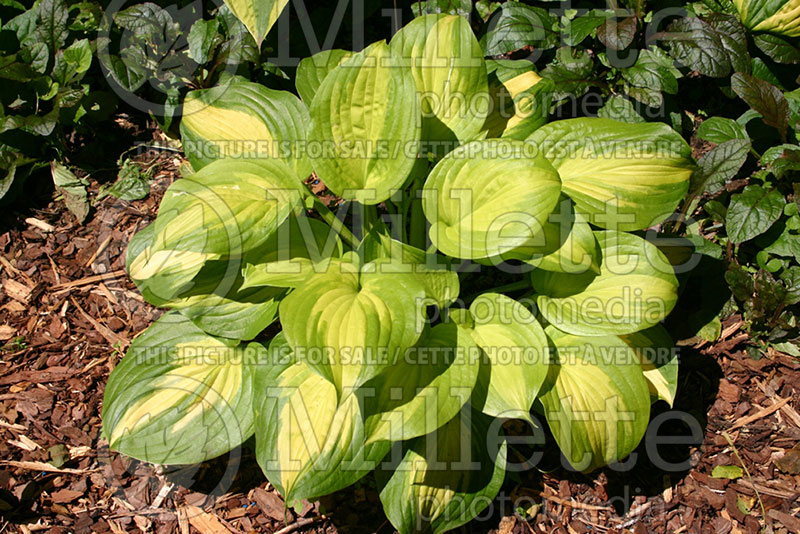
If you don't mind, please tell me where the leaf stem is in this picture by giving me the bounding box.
[303,185,359,248]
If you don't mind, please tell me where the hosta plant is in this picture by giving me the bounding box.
[102,13,695,533]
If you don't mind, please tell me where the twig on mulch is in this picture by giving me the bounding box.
[273,515,330,534]
[70,296,128,347]
[1,460,97,474]
[52,269,126,291]
[729,397,790,430]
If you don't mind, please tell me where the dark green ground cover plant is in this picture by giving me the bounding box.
[101,4,701,532]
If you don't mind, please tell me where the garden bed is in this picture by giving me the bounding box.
[0,153,798,534]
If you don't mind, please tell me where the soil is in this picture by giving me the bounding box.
[0,152,799,534]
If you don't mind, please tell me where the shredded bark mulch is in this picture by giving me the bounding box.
[0,155,798,534]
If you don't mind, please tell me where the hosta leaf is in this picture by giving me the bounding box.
[483,59,554,139]
[539,327,650,472]
[181,81,311,179]
[390,14,488,150]
[733,0,800,37]
[255,359,390,506]
[620,325,678,406]
[378,407,507,534]
[454,293,549,421]
[477,197,599,275]
[102,312,261,464]
[422,139,561,260]
[279,266,426,392]
[309,41,421,204]
[362,234,460,307]
[359,322,480,443]
[295,49,352,105]
[527,118,694,231]
[152,159,304,257]
[726,184,786,244]
[223,0,288,46]
[532,231,679,336]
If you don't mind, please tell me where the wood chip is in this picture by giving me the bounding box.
[1,460,95,474]
[252,487,287,521]
[729,397,791,430]
[70,296,128,348]
[52,269,126,291]
[0,324,16,340]
[4,278,33,304]
[183,505,231,534]
[25,217,55,233]
[85,235,113,267]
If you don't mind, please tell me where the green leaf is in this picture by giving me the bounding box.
[255,352,390,505]
[279,265,426,392]
[598,96,645,123]
[411,0,471,17]
[707,13,751,74]
[527,118,694,231]
[309,41,421,204]
[390,14,488,149]
[665,17,731,77]
[761,144,800,178]
[597,16,636,51]
[222,0,288,46]
[295,49,352,105]
[620,325,678,406]
[51,162,89,223]
[538,327,650,472]
[181,81,312,180]
[533,230,679,336]
[359,322,480,443]
[753,33,800,64]
[697,117,750,143]
[622,49,680,100]
[422,139,561,260]
[726,184,786,244]
[378,408,507,534]
[102,312,261,464]
[36,0,68,52]
[734,0,800,37]
[483,3,558,55]
[690,139,750,196]
[97,160,150,201]
[731,72,790,140]
[454,293,549,421]
[541,47,594,100]
[561,10,612,46]
[187,19,220,64]
[712,464,743,479]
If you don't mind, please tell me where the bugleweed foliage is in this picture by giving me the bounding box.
[102,6,698,533]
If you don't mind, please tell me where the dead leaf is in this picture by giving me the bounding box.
[774,444,800,474]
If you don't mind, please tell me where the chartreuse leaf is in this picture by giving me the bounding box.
[359,322,480,443]
[102,312,262,464]
[451,293,549,421]
[152,159,304,257]
[483,59,554,140]
[527,118,694,231]
[422,139,562,260]
[309,41,421,204]
[538,327,651,472]
[223,0,288,46]
[241,215,343,289]
[362,234,460,307]
[733,0,800,37]
[621,325,678,406]
[254,338,390,506]
[180,81,311,179]
[532,231,679,336]
[127,222,283,340]
[390,14,488,150]
[279,264,426,392]
[295,49,352,105]
[379,407,507,534]
[476,197,599,274]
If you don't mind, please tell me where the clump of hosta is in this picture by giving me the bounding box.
[102,12,694,534]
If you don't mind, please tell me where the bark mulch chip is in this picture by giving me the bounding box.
[0,158,799,534]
